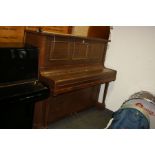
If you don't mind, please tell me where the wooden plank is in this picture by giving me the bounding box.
[0,26,25,42]
[26,26,72,34]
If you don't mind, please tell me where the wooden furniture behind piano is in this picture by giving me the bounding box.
[0,26,25,42]
[0,26,72,43]
[25,30,117,128]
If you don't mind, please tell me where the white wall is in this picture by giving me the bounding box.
[98,26,155,111]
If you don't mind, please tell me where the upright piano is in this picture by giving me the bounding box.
[25,30,117,128]
[0,43,49,129]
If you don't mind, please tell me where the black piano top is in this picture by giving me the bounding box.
[0,42,39,87]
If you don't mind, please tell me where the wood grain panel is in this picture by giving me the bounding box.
[25,31,108,68]
[43,26,71,34]
[46,85,100,123]
[88,42,105,59]
[26,26,40,31]
[72,39,89,60]
[0,26,25,42]
[49,36,71,60]
[87,26,110,39]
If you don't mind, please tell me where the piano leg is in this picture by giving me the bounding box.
[44,99,50,129]
[96,82,109,110]
[102,82,109,105]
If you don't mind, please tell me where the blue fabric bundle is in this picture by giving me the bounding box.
[108,107,150,129]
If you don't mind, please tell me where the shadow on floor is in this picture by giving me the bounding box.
[48,107,113,129]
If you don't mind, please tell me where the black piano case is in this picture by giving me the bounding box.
[0,43,49,129]
[0,43,39,88]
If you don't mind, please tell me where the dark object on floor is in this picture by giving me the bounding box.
[48,107,113,129]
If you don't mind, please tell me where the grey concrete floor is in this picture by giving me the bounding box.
[48,107,113,129]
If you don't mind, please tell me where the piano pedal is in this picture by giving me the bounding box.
[71,112,80,118]
[34,80,39,85]
[74,112,80,117]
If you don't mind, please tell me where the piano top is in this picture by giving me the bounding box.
[25,30,110,43]
[0,43,39,87]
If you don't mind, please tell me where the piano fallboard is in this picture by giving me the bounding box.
[40,67,116,95]
[0,82,49,104]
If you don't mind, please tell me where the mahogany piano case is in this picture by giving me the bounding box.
[25,30,117,128]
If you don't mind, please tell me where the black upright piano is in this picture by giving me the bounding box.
[0,43,49,129]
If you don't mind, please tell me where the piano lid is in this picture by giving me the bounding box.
[40,66,116,95]
[0,82,49,103]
